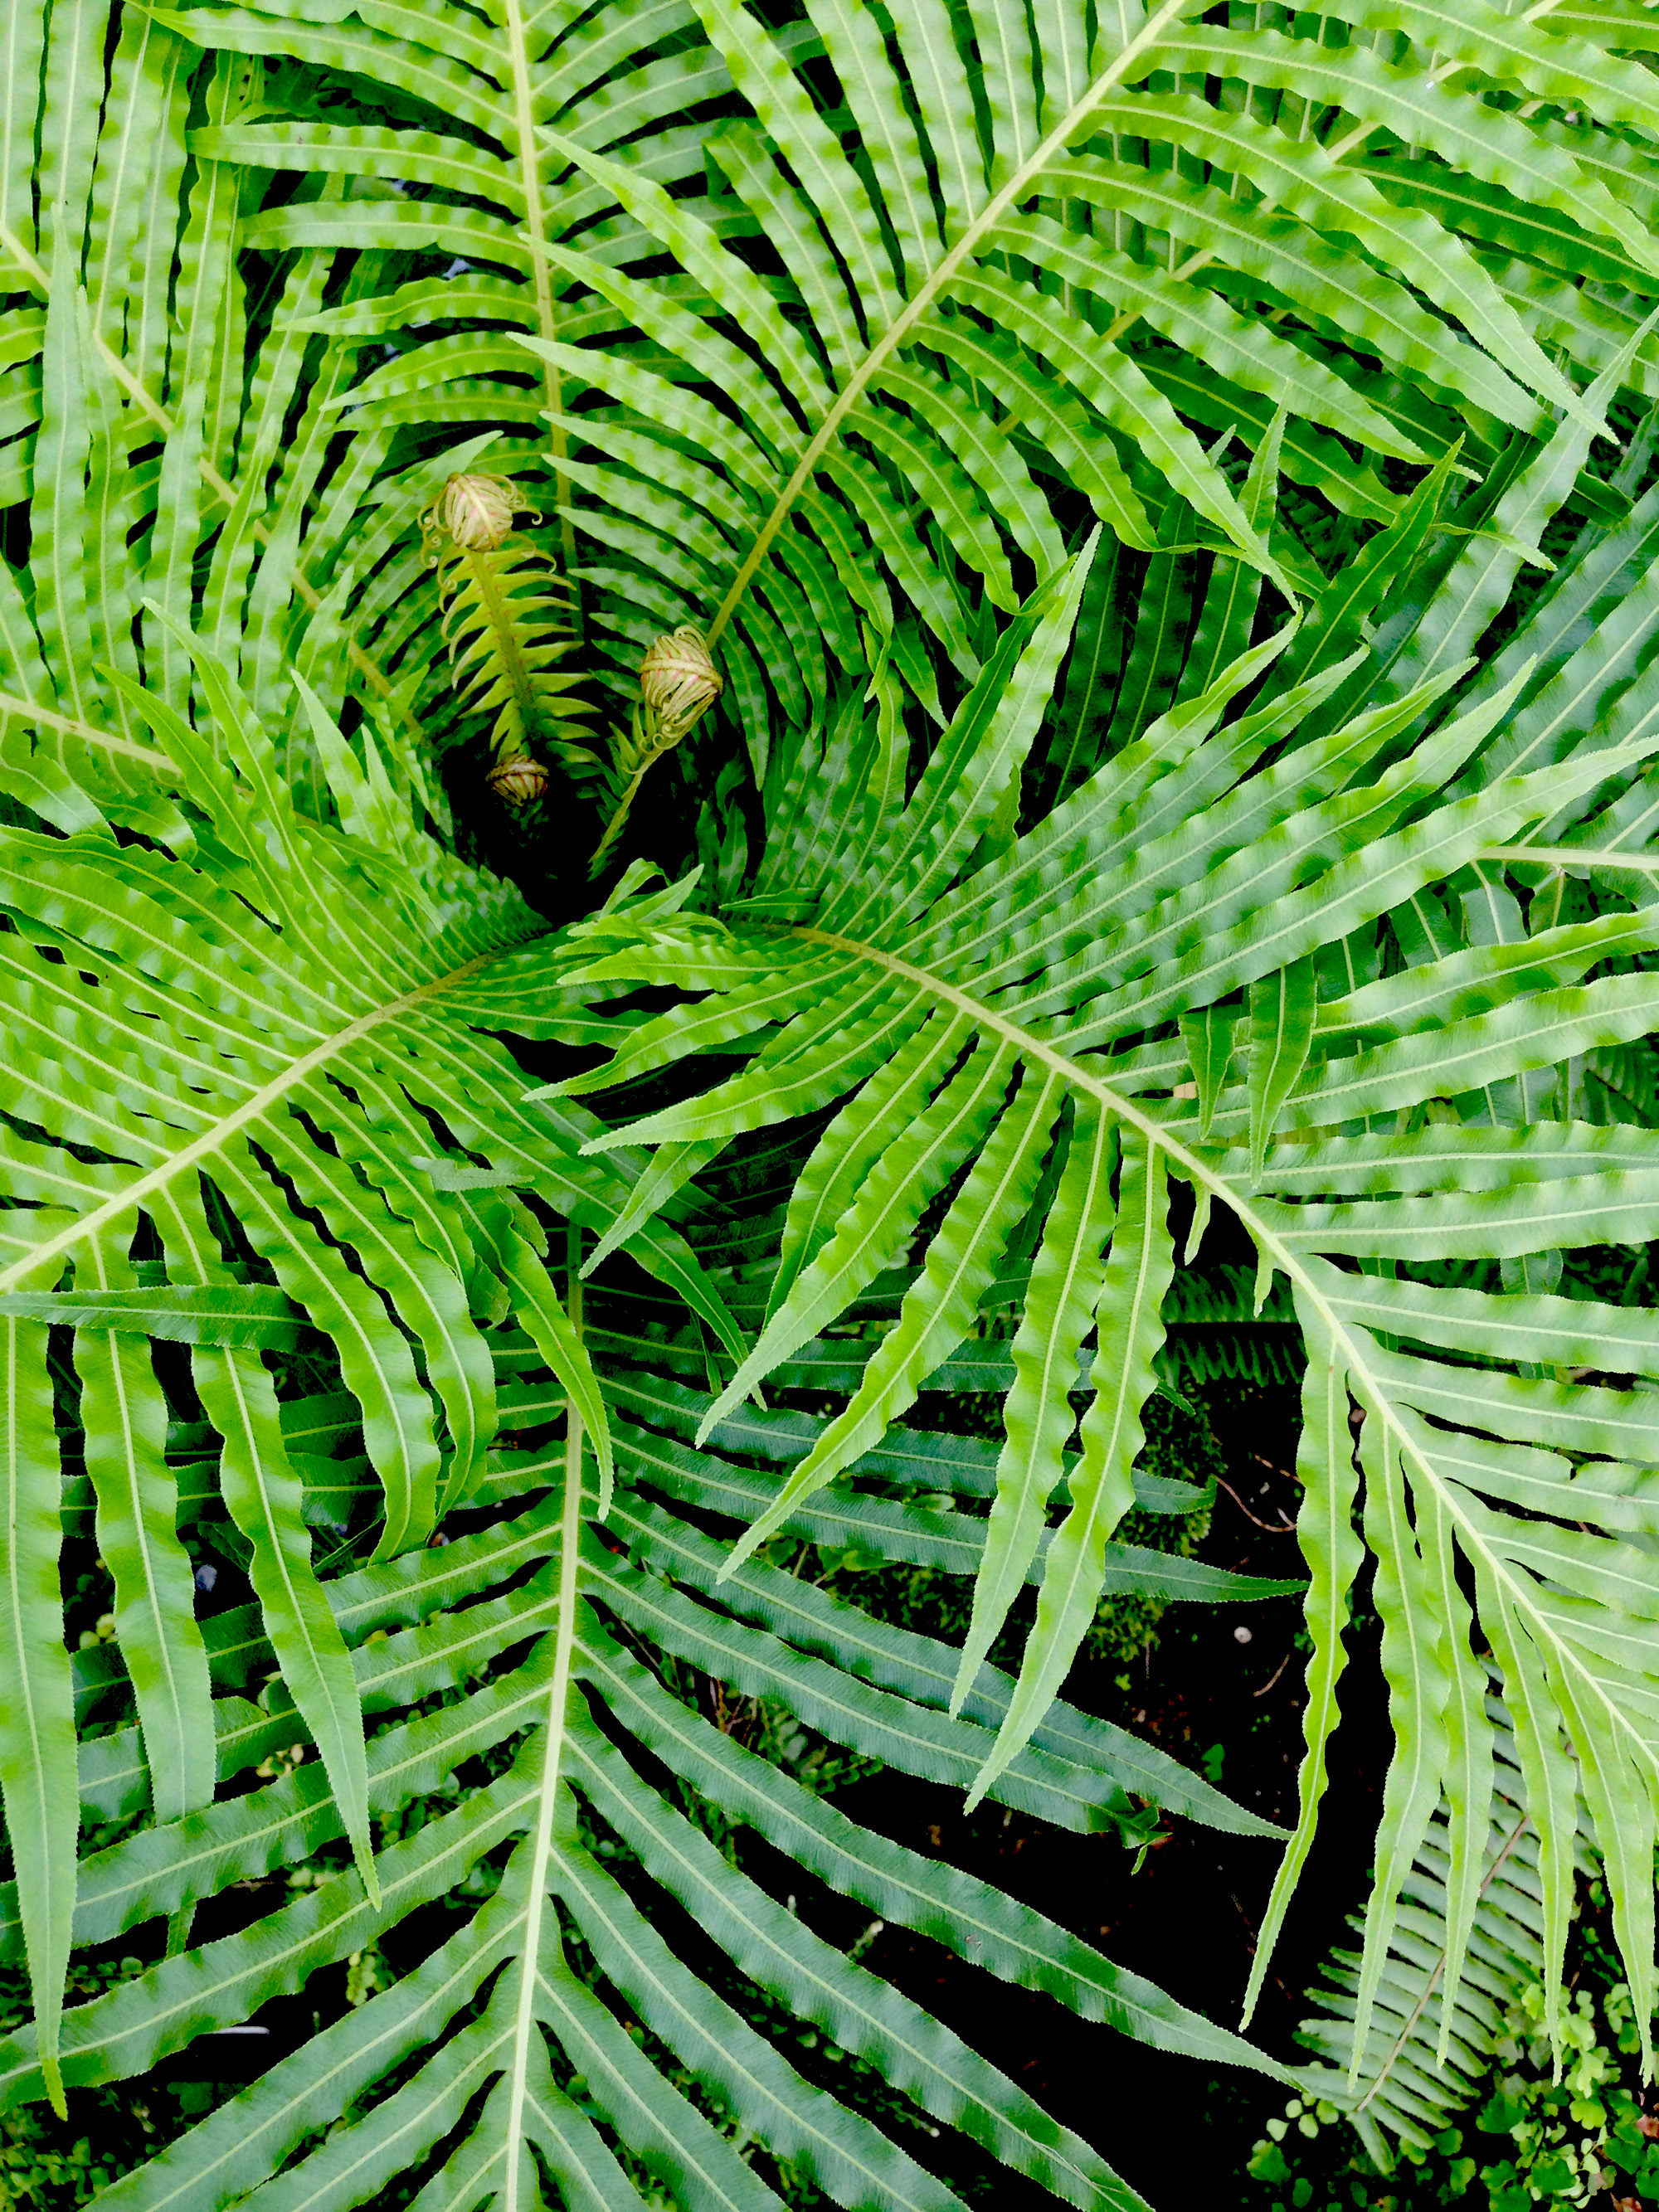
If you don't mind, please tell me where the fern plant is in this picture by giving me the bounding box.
[119,0,1659,779]
[0,13,1313,2198]
[8,0,1659,2204]
[0,500,1300,2202]
[545,352,1659,2103]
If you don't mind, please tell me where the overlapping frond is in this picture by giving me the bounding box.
[11,0,1659,2195]
[474,0,1659,764]
[0,592,811,2103]
[547,382,1659,2087]
[0,0,618,824]
[122,0,1659,785]
[119,0,758,755]
[0,29,1320,2158]
[1295,1700,1591,2169]
[7,1328,1296,2209]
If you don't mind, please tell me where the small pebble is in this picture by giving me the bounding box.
[1233,1625,1253,1645]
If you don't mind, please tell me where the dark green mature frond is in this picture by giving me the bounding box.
[544,377,1659,2092]
[1160,1267,1303,1393]
[2,1329,1292,2211]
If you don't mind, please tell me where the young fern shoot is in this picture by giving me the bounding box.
[421,471,602,805]
[591,624,724,872]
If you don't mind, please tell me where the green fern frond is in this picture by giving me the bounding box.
[0,232,747,2078]
[421,469,605,805]
[482,0,1659,761]
[543,373,1659,2098]
[124,0,1659,779]
[2,1330,1295,2209]
[0,33,1305,2163]
[1296,1700,1594,2170]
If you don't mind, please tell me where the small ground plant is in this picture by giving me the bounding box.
[1248,1877,1659,2211]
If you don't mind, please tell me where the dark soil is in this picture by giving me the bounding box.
[820,1380,1392,2208]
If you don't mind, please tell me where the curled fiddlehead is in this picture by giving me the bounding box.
[420,471,603,807]
[590,623,725,871]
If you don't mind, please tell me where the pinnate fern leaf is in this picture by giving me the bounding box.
[554,395,1659,2090]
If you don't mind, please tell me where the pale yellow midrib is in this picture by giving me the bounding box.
[501,1246,585,2212]
[503,0,573,569]
[704,0,1196,646]
[1485,843,1659,871]
[0,945,507,1295]
[458,545,540,746]
[0,688,163,769]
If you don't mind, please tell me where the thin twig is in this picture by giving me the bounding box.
[1253,1453,1299,1485]
[1252,1649,1293,1699]
[1216,1473,1296,1533]
[1231,1894,1292,2005]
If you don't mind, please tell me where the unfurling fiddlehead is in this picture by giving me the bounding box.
[420,470,603,807]
[588,624,723,873]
